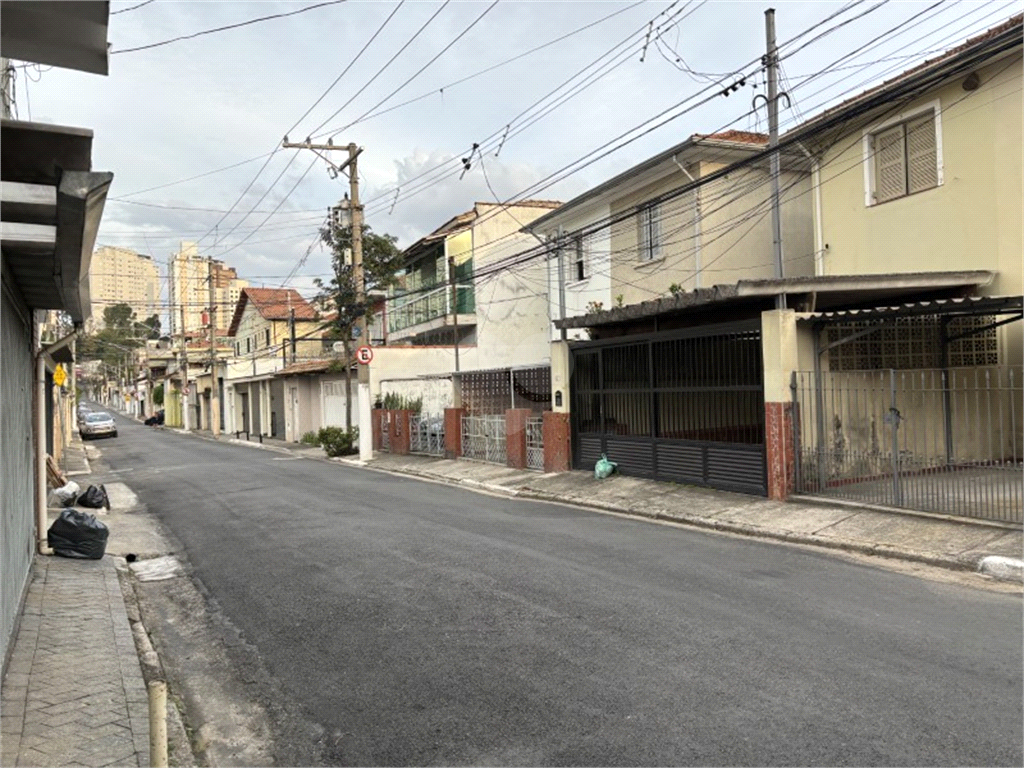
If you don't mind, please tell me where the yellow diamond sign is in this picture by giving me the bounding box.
[53,365,67,387]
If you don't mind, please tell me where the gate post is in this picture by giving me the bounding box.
[506,409,531,469]
[444,407,465,459]
[762,310,800,500]
[542,411,571,473]
[393,410,412,455]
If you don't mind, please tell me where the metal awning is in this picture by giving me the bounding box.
[556,271,996,330]
[1,119,112,323]
[0,1,110,76]
[799,295,1023,323]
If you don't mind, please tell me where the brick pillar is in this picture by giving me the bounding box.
[371,409,383,450]
[505,409,531,469]
[765,402,796,500]
[542,411,571,473]
[392,410,412,455]
[444,408,465,459]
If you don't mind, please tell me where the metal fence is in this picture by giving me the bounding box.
[792,367,1022,524]
[410,413,445,456]
[461,414,507,464]
[526,415,544,470]
[459,366,551,414]
[380,412,391,452]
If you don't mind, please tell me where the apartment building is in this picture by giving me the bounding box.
[87,245,161,330]
[169,241,248,337]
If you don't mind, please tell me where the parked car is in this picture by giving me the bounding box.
[80,412,117,440]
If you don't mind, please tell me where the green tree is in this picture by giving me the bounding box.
[79,303,146,369]
[315,222,403,428]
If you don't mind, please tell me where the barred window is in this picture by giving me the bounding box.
[566,234,588,283]
[638,202,662,261]
[870,111,939,204]
[827,315,999,371]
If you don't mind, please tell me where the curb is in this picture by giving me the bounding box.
[977,555,1024,583]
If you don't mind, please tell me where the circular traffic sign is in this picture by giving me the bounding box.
[356,345,374,365]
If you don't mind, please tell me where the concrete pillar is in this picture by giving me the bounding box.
[550,340,571,413]
[505,409,531,469]
[444,408,465,459]
[371,409,383,450]
[542,411,571,473]
[762,309,800,500]
[359,382,373,461]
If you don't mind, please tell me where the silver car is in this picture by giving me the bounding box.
[80,412,117,440]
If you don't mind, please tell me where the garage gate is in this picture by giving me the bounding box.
[570,320,767,495]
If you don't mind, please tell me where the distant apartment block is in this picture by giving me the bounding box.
[87,245,161,330]
[169,241,248,337]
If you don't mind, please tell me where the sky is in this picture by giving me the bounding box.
[12,0,1018,314]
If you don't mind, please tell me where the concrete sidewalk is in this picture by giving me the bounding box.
[1,437,156,768]
[354,453,1023,580]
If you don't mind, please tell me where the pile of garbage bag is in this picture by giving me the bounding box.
[47,509,109,559]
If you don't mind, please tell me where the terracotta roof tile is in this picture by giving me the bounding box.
[694,130,768,145]
[227,287,317,336]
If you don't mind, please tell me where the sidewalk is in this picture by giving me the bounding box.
[1,438,152,768]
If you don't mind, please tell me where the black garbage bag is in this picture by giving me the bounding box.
[47,509,109,559]
[77,484,110,510]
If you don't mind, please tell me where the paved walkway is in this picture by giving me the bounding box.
[2,437,151,768]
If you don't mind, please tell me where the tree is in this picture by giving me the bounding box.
[315,222,403,428]
[79,303,146,369]
[142,314,161,339]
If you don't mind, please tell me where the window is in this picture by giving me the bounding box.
[235,342,240,356]
[245,338,251,354]
[869,110,939,204]
[568,235,588,283]
[265,329,271,347]
[638,202,662,261]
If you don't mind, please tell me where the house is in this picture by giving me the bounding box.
[223,287,323,438]
[526,130,814,338]
[0,1,113,668]
[544,15,1022,525]
[385,200,561,415]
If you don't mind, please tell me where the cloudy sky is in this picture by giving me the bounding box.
[14,0,1016,307]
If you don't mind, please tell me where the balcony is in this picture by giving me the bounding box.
[388,284,475,342]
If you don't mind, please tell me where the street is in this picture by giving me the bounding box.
[99,415,1022,767]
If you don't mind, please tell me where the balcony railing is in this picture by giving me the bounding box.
[388,284,475,334]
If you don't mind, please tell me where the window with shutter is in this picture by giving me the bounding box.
[568,235,588,282]
[870,110,938,204]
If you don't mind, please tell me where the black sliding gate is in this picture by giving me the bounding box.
[570,320,767,495]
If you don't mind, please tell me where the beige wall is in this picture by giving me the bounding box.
[814,54,1023,362]
[609,162,813,307]
[231,308,321,361]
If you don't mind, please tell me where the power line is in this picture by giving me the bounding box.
[112,0,350,55]
[112,0,157,15]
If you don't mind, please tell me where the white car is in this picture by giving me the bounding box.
[80,412,117,440]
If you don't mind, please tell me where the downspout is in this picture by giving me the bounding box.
[673,155,702,289]
[35,326,78,554]
[796,142,824,277]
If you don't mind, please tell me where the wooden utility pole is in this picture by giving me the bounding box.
[208,257,220,437]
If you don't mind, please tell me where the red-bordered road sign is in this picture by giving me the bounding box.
[356,345,374,365]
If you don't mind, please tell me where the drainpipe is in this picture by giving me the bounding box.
[673,155,702,289]
[35,326,78,554]
[796,142,824,277]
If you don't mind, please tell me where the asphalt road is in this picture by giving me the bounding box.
[99,414,1023,766]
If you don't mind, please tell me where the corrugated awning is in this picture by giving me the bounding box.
[800,295,1023,323]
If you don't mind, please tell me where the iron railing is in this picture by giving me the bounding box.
[388,285,475,334]
[791,367,1022,524]
[461,414,507,464]
[410,414,445,456]
[526,415,544,470]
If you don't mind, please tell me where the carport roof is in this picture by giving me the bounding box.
[800,295,1023,323]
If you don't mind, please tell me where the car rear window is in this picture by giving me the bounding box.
[85,413,111,423]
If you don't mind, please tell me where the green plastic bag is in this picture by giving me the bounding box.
[594,453,617,479]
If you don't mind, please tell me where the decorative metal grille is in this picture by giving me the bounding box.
[526,415,544,470]
[461,414,507,464]
[380,412,391,451]
[409,414,445,456]
[459,366,551,414]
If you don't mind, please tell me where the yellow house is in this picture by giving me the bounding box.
[790,13,1023,366]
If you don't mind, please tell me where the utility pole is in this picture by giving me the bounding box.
[449,256,460,372]
[207,257,220,437]
[289,307,297,364]
[555,227,567,341]
[765,8,787,310]
[179,302,189,430]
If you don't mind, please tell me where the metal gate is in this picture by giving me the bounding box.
[570,320,766,495]
[461,414,507,464]
[792,367,1022,524]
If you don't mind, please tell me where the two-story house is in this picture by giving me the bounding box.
[223,287,322,438]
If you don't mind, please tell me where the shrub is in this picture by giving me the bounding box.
[300,431,320,446]
[381,393,422,413]
[318,426,359,457]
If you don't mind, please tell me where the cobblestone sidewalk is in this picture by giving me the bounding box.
[1,556,149,767]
